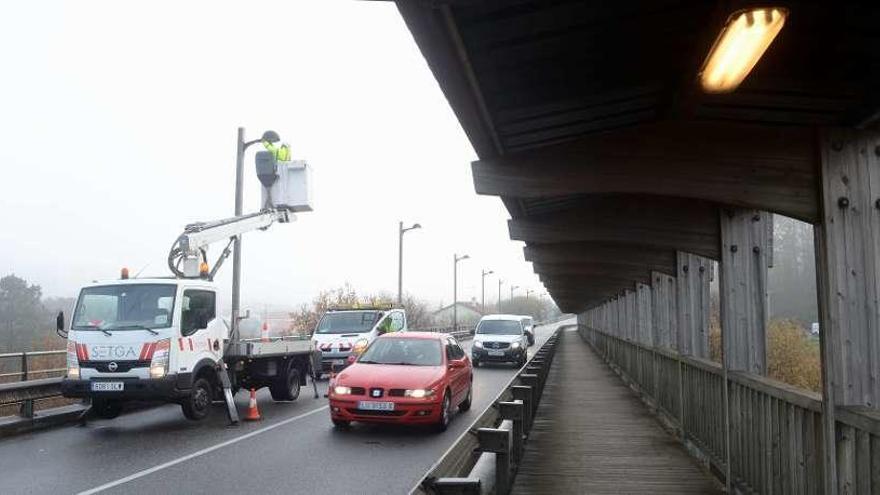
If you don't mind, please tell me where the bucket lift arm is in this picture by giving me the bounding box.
[167,209,292,279]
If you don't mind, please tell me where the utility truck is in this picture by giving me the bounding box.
[59,132,315,423]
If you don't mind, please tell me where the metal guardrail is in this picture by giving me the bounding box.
[0,350,67,418]
[411,325,563,494]
[412,325,475,341]
[580,325,880,495]
[0,349,66,382]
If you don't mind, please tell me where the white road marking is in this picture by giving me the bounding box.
[77,405,328,495]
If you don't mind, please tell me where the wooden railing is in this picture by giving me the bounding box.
[581,325,879,495]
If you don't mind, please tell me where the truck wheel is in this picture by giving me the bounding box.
[92,398,122,419]
[270,366,301,402]
[182,378,213,420]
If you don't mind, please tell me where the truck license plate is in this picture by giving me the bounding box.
[488,350,505,356]
[357,401,395,411]
[91,381,124,392]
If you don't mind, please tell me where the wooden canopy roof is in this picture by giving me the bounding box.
[395,0,880,312]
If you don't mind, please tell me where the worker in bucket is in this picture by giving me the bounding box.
[262,140,291,161]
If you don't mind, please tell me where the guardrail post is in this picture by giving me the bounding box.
[519,374,540,416]
[499,400,524,464]
[511,386,533,433]
[19,399,34,418]
[20,353,28,382]
[431,478,481,494]
[477,427,511,495]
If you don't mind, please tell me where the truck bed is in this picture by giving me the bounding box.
[225,336,314,359]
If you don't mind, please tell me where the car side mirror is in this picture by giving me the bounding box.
[56,311,67,338]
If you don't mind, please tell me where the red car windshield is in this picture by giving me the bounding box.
[358,338,442,366]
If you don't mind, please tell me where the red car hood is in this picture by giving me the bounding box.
[337,363,445,390]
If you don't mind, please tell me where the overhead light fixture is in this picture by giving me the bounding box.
[699,8,788,93]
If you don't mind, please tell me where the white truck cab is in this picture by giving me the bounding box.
[312,307,407,374]
[62,276,227,419]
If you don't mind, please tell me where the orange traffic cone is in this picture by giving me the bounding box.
[244,388,262,421]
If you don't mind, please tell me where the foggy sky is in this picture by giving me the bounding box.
[0,1,544,314]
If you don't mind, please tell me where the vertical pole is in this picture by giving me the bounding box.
[20,353,27,382]
[498,279,502,313]
[231,127,245,342]
[481,272,485,314]
[453,255,458,331]
[398,221,403,305]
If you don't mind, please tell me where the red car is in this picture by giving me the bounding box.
[328,332,473,431]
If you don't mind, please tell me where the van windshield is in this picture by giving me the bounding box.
[315,311,380,334]
[72,284,177,330]
[476,319,523,335]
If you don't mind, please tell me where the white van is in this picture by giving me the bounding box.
[311,307,407,374]
[471,314,529,367]
[518,315,535,346]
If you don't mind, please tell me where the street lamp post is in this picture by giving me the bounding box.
[498,279,504,313]
[232,127,280,341]
[510,285,520,303]
[481,269,494,313]
[397,221,422,305]
[453,253,470,331]
[526,288,534,299]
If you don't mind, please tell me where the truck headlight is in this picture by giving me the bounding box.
[404,389,435,398]
[66,341,80,379]
[149,339,171,379]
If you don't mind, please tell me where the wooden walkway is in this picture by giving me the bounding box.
[512,330,723,494]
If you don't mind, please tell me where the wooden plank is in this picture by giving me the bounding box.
[472,121,818,222]
[636,283,652,345]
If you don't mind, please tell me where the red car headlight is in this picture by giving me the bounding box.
[404,389,435,398]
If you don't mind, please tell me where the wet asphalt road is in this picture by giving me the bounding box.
[0,322,567,495]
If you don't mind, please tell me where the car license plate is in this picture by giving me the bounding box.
[488,350,505,356]
[91,381,124,392]
[331,359,346,365]
[357,401,395,411]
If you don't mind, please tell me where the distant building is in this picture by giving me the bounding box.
[432,302,484,328]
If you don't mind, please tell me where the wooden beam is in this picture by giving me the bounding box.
[509,195,721,260]
[396,2,500,159]
[524,242,676,275]
[719,211,770,374]
[534,263,652,285]
[473,120,818,222]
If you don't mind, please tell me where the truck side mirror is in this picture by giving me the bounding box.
[56,311,67,338]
